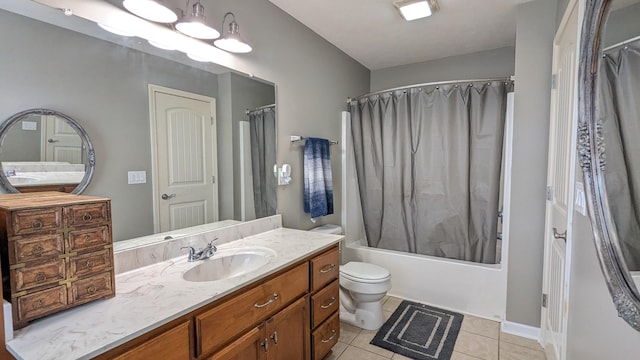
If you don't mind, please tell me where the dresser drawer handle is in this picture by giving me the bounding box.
[84,235,93,243]
[85,260,95,269]
[33,299,43,309]
[35,272,47,282]
[82,213,92,221]
[320,297,337,309]
[32,219,43,228]
[254,293,279,308]
[321,330,337,343]
[87,286,97,295]
[32,244,44,256]
[319,264,336,273]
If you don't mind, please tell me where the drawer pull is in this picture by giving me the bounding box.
[85,260,95,269]
[271,331,278,344]
[254,293,279,308]
[320,297,337,309]
[32,244,44,256]
[321,330,337,343]
[87,286,97,295]
[32,219,43,229]
[319,264,336,273]
[35,272,47,282]
[84,235,92,242]
[261,338,269,352]
[82,213,93,221]
[33,299,43,309]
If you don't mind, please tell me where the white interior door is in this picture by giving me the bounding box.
[42,115,82,163]
[150,85,218,232]
[541,1,581,359]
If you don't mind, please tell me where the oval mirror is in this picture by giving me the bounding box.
[0,108,95,194]
[579,0,640,330]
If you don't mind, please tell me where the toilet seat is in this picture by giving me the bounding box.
[340,262,390,283]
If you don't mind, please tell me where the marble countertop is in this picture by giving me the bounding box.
[6,228,342,360]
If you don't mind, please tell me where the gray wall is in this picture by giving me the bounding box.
[564,1,640,358]
[370,47,515,91]
[2,118,42,162]
[505,0,557,327]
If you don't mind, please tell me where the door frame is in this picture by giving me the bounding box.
[148,84,218,233]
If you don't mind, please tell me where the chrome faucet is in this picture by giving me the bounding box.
[181,239,218,262]
[5,170,15,177]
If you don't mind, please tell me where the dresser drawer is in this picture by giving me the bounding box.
[16,285,67,322]
[12,259,66,292]
[310,246,339,292]
[196,262,309,356]
[113,320,192,360]
[68,225,110,252]
[69,271,114,304]
[70,249,112,278]
[311,279,339,328]
[11,207,62,235]
[11,233,64,263]
[66,202,110,227]
[312,312,340,360]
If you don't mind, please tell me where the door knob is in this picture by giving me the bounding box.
[553,227,567,240]
[47,138,59,143]
[161,193,176,200]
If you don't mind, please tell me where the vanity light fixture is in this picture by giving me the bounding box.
[122,0,178,23]
[213,12,252,54]
[97,23,136,37]
[148,39,177,50]
[175,0,220,40]
[393,0,439,21]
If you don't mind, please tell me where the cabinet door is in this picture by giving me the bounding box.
[265,296,309,360]
[209,325,267,360]
[113,320,191,360]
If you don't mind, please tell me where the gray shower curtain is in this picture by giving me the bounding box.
[350,81,510,264]
[600,41,640,271]
[249,107,277,218]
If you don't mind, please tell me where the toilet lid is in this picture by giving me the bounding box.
[340,262,390,281]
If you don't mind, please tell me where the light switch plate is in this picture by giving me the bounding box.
[127,171,146,184]
[575,181,587,216]
[21,121,37,131]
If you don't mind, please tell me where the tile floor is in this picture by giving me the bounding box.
[325,296,546,360]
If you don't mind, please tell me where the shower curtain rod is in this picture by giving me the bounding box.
[603,34,640,52]
[245,103,276,115]
[347,77,513,103]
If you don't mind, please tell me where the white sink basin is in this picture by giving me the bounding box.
[8,175,44,185]
[182,247,276,282]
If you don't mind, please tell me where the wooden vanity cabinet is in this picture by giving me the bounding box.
[0,192,115,329]
[309,246,340,360]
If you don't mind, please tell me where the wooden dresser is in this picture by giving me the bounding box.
[0,192,115,329]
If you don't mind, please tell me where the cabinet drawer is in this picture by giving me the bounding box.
[16,285,67,322]
[197,262,309,356]
[11,208,62,235]
[69,271,114,304]
[312,312,340,360]
[12,259,66,292]
[311,279,339,328]
[11,233,64,263]
[68,225,110,252]
[310,246,339,292]
[113,320,192,360]
[70,249,112,278]
[66,202,110,227]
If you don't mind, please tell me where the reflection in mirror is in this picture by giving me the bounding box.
[0,109,94,194]
[580,0,640,330]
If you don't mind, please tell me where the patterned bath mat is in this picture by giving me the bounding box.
[370,300,463,360]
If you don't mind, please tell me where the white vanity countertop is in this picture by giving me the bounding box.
[6,228,342,360]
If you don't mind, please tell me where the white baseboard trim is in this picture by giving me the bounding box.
[501,321,541,342]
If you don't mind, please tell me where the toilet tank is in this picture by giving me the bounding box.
[309,224,343,235]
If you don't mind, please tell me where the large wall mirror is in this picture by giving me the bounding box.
[579,0,640,330]
[0,108,95,194]
[0,4,277,242]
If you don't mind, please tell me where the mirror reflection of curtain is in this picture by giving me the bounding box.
[601,40,640,271]
[350,81,510,264]
[249,107,277,218]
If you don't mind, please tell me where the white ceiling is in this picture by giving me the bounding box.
[269,0,533,70]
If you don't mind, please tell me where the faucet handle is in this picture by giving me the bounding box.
[207,238,218,251]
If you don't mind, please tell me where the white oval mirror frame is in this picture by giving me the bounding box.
[0,108,95,194]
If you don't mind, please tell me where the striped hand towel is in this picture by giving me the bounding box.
[303,137,334,219]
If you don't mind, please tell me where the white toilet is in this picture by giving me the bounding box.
[310,225,392,331]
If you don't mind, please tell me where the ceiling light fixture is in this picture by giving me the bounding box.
[213,12,252,53]
[175,0,220,40]
[122,0,178,23]
[393,0,439,21]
